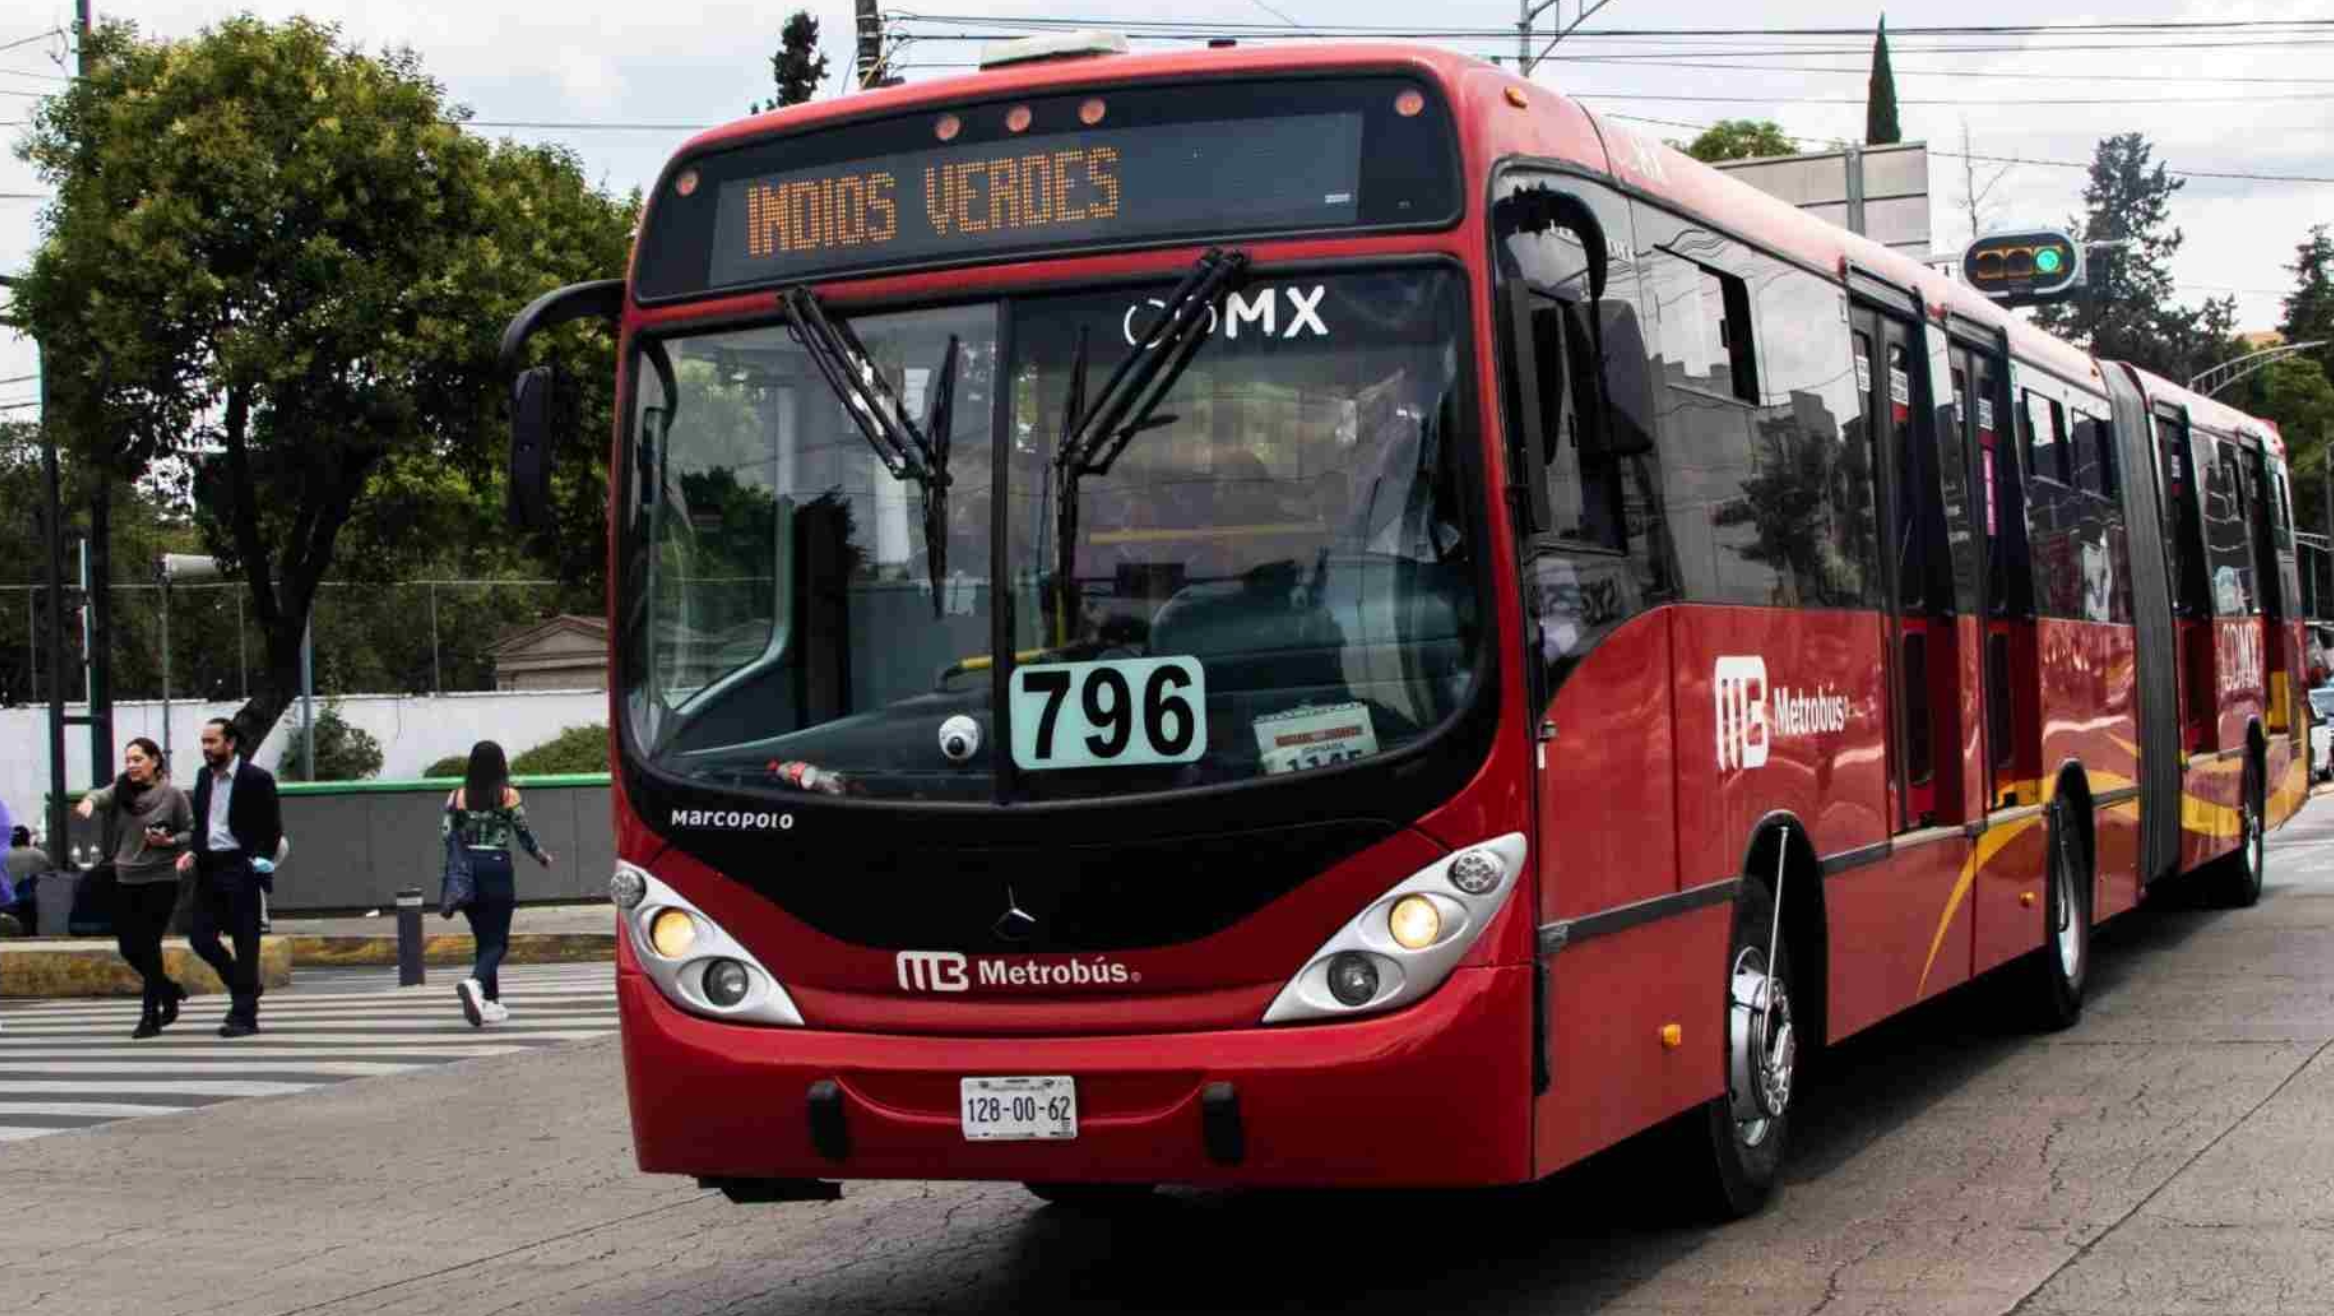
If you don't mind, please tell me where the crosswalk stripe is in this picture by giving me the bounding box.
[0,1061,454,1077]
[0,1079,316,1097]
[0,964,615,1142]
[0,1102,212,1119]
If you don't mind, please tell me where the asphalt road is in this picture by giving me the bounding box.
[11,803,2334,1315]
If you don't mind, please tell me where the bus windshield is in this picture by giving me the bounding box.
[622,266,1480,803]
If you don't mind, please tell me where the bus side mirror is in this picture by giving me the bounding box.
[509,366,558,534]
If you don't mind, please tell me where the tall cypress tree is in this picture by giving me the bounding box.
[1866,16,1902,145]
[751,11,830,114]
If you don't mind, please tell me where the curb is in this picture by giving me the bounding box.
[285,932,616,969]
[1,938,297,999]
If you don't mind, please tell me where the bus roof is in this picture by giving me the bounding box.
[668,39,2264,451]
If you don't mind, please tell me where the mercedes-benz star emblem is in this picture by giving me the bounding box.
[992,887,1038,942]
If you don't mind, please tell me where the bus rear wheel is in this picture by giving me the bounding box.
[1022,1182,1158,1210]
[1679,878,1795,1220]
[2023,799,2090,1032]
[2211,754,2266,909]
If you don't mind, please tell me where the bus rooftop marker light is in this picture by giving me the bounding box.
[934,113,961,143]
[1079,97,1107,126]
[1006,105,1032,134]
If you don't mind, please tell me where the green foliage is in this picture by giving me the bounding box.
[509,724,610,775]
[1866,18,1901,146]
[422,754,470,779]
[12,16,636,750]
[2284,226,2334,383]
[1673,120,1799,164]
[2032,133,2227,382]
[752,11,829,113]
[2238,357,2334,532]
[273,702,385,782]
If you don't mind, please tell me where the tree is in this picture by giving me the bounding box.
[2283,226,2334,380]
[2236,356,2334,532]
[272,701,384,782]
[2031,133,2219,381]
[752,11,830,114]
[14,18,635,754]
[1673,120,1799,164]
[1866,17,1901,146]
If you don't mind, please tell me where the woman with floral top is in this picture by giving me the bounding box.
[443,740,554,1026]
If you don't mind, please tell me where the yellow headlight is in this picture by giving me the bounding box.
[648,908,698,958]
[1388,895,1442,949]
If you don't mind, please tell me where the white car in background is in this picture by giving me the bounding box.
[2311,686,2334,785]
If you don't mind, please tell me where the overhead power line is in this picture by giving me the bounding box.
[0,29,64,55]
[892,14,2334,37]
[1576,92,2334,106]
[1599,114,2334,185]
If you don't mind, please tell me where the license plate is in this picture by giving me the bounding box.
[960,1076,1078,1142]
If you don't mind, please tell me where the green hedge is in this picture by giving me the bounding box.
[512,725,609,775]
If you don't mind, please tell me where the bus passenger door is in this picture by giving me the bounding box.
[1951,339,2029,811]
[1852,307,1958,831]
[2155,408,2213,755]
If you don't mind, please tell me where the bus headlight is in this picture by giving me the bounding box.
[1263,834,1526,1025]
[1388,895,1442,949]
[610,864,648,910]
[648,908,698,958]
[619,865,804,1026]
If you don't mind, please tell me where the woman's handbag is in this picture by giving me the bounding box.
[437,826,475,919]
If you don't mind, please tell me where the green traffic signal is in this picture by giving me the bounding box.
[2034,248,2064,275]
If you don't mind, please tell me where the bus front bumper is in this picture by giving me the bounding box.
[617,962,1535,1188]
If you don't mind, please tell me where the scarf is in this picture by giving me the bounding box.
[112,771,152,815]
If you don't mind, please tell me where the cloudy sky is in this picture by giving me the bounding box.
[4,0,2331,411]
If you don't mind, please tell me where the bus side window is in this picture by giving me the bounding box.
[2071,410,2113,499]
[2025,392,2067,485]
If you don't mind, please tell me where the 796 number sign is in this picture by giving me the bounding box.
[1009,656,1208,771]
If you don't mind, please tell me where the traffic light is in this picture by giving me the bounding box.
[1961,228,2084,306]
[855,0,883,88]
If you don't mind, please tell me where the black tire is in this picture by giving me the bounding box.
[1677,877,1796,1220]
[2025,798,2091,1032]
[1022,1182,1158,1210]
[2211,753,2266,909]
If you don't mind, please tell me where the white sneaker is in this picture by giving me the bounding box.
[457,978,485,1027]
[481,1000,511,1025]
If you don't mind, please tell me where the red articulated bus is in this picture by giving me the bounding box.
[497,35,2309,1216]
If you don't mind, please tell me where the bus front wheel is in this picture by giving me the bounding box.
[1681,877,1795,1220]
[2211,754,2266,909]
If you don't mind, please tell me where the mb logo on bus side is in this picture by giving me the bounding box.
[1715,656,1851,772]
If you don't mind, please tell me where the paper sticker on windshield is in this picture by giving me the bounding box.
[1889,368,1910,408]
[1011,656,1207,771]
[1254,702,1379,776]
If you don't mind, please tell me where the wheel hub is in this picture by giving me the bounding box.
[1729,948,1796,1138]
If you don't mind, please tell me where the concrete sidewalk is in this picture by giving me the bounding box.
[271,900,616,939]
[2,902,617,996]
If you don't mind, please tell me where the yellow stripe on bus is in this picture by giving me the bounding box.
[1916,814,2043,999]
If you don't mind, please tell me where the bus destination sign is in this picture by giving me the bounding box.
[707,113,1364,287]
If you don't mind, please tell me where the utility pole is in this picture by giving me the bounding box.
[854,0,884,90]
[1515,0,1616,77]
[74,0,113,791]
[0,272,71,862]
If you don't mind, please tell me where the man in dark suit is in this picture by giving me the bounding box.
[176,717,282,1036]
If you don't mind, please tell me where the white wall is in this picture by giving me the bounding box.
[3,689,610,838]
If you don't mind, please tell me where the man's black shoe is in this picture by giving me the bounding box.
[218,1020,259,1038]
[158,981,185,1029]
[132,1014,161,1040]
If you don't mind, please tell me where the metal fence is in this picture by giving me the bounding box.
[0,579,590,707]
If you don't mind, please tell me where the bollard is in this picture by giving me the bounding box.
[395,887,425,987]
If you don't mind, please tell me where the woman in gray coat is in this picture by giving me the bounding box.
[77,737,195,1037]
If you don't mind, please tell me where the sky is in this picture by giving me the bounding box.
[4,0,2332,412]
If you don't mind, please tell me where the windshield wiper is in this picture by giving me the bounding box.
[781,286,958,617]
[1051,247,1250,641]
